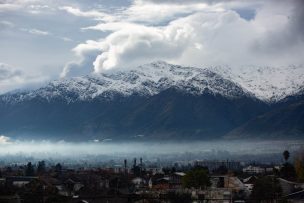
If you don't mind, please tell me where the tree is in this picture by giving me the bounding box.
[55,163,62,172]
[182,168,211,189]
[25,162,35,176]
[283,150,290,162]
[294,157,304,182]
[251,176,282,202]
[280,163,297,180]
[37,160,46,174]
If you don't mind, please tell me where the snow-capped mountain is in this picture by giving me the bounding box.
[0,61,254,104]
[0,61,303,140]
[2,61,303,104]
[210,65,304,102]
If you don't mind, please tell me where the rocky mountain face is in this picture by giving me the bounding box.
[0,61,303,141]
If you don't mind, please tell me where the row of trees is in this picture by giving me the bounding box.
[25,161,62,176]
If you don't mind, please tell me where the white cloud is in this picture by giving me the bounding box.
[0,63,48,93]
[61,0,223,25]
[0,135,11,144]
[1,0,303,83]
[20,28,51,36]
[28,28,50,36]
[61,40,101,77]
[0,0,45,12]
[59,6,116,22]
[20,28,72,42]
[60,0,304,77]
[0,3,20,11]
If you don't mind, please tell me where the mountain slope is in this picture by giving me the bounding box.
[225,100,304,139]
[82,88,269,140]
[0,62,270,141]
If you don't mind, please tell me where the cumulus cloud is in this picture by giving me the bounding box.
[2,0,303,80]
[59,0,304,76]
[252,0,304,58]
[61,40,101,77]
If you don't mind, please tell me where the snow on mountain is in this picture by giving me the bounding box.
[210,65,304,102]
[0,61,252,104]
[1,61,303,104]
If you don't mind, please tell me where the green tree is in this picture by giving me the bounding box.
[251,176,282,202]
[283,150,290,162]
[37,160,46,174]
[182,168,211,189]
[25,162,35,176]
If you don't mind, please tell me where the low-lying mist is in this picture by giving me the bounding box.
[0,139,303,166]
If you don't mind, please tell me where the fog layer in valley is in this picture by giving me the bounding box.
[0,137,303,166]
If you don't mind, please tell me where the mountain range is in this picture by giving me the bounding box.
[0,61,303,141]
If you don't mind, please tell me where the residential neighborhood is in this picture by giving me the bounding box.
[1,151,304,203]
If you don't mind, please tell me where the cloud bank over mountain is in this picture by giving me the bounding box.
[0,0,304,91]
[60,0,304,77]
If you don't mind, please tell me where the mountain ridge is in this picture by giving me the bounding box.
[0,61,257,104]
[0,61,303,141]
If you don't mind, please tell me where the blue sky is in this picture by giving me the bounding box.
[0,0,303,93]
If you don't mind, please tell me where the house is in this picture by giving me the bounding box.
[132,177,146,188]
[205,188,232,203]
[242,165,265,174]
[5,176,38,188]
[169,172,186,189]
[210,176,245,190]
[242,176,257,192]
[225,176,246,192]
[152,177,170,190]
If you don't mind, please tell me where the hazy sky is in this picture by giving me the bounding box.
[0,0,303,93]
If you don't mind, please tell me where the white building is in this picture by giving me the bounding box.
[242,165,265,174]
